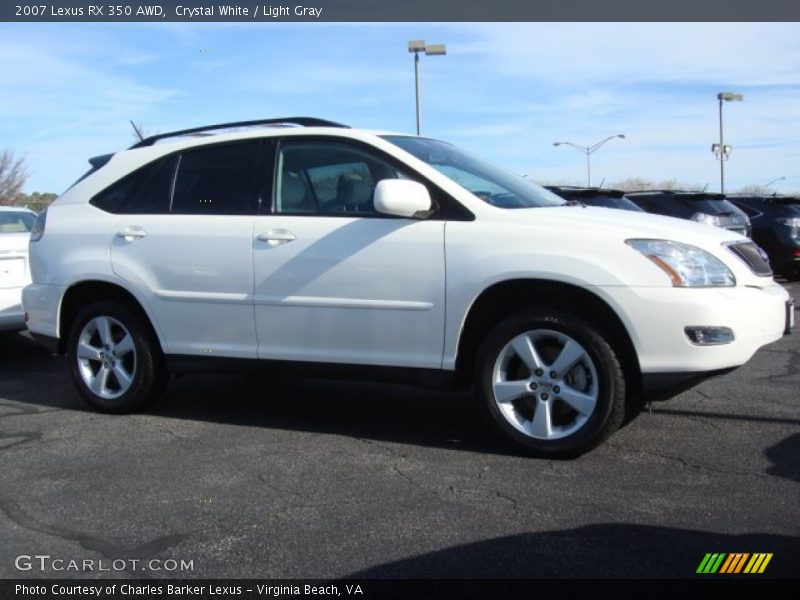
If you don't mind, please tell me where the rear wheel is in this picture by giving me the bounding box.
[476,310,625,457]
[67,302,165,413]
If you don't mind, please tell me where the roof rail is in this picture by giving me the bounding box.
[129,117,349,149]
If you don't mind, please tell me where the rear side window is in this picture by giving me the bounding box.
[91,157,176,214]
[91,141,261,215]
[171,141,260,215]
[629,196,667,215]
[0,211,35,233]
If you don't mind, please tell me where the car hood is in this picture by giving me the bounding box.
[505,205,743,246]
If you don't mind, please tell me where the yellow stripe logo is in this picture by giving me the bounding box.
[697,553,773,574]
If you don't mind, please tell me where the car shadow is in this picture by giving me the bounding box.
[0,331,508,456]
[343,524,800,578]
[765,432,800,483]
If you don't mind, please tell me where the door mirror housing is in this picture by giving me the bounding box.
[374,179,433,219]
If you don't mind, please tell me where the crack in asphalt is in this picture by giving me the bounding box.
[756,347,800,381]
[0,495,188,575]
[0,401,60,452]
[606,443,772,480]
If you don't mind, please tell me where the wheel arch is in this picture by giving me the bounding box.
[454,279,641,395]
[57,279,165,355]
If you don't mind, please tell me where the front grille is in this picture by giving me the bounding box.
[726,241,772,276]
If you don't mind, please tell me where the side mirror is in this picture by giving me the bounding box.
[374,179,433,219]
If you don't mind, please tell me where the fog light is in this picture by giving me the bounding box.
[685,326,735,345]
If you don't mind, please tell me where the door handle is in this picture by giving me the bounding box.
[116,226,148,241]
[256,230,296,246]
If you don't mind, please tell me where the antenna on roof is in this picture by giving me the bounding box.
[701,183,709,192]
[130,120,144,142]
[598,177,605,189]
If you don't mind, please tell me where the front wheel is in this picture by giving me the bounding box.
[67,301,165,413]
[476,310,626,458]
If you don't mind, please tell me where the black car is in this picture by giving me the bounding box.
[727,195,800,277]
[626,190,751,238]
[544,186,644,212]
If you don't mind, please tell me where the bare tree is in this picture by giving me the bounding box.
[0,149,29,205]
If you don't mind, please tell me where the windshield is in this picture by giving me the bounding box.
[0,211,35,233]
[383,136,565,208]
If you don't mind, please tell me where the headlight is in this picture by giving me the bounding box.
[626,239,736,287]
[691,212,721,227]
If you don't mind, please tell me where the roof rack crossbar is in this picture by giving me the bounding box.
[129,117,349,149]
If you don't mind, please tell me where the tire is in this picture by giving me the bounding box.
[67,301,165,413]
[475,309,625,458]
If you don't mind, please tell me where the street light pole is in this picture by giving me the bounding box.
[413,51,420,135]
[408,40,446,135]
[553,134,626,187]
[713,92,743,195]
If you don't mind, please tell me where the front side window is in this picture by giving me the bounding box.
[274,141,409,216]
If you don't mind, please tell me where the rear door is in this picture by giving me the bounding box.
[107,140,263,358]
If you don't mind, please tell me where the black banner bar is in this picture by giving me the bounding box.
[3,579,799,600]
[2,0,800,22]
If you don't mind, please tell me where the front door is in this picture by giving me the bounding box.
[253,139,445,368]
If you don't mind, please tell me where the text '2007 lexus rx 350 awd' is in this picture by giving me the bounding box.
[23,117,795,457]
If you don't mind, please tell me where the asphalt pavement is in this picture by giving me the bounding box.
[1,281,798,580]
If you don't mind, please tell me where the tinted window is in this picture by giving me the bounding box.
[91,157,175,214]
[275,141,409,216]
[731,202,761,218]
[682,198,741,216]
[629,196,667,215]
[0,211,35,233]
[171,141,260,215]
[582,195,643,211]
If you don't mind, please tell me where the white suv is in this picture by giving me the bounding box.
[23,118,794,457]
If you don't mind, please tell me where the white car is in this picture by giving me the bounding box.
[22,118,794,456]
[0,206,36,331]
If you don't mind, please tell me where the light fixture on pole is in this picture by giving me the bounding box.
[713,92,743,195]
[408,39,446,135]
[553,134,626,187]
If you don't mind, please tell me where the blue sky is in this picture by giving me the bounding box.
[2,22,800,194]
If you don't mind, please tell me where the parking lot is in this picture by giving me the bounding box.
[1,281,798,580]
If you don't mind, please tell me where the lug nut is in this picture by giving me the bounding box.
[529,382,538,391]
[541,393,549,401]
[534,369,543,377]
[553,386,560,394]
[550,371,557,379]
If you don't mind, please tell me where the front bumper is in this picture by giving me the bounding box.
[598,281,792,374]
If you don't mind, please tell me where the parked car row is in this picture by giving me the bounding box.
[545,186,798,278]
[728,195,800,278]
